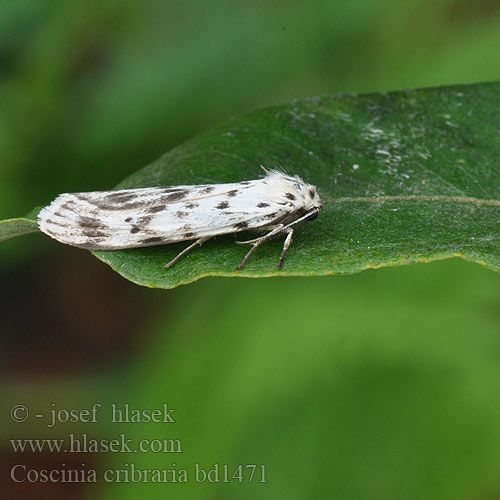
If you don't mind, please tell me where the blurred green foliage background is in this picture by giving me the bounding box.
[1,1,500,499]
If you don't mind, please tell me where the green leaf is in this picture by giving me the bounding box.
[2,82,500,288]
[0,207,41,243]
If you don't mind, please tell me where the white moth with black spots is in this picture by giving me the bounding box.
[38,169,322,269]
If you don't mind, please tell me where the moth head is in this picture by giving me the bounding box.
[303,183,322,212]
[288,176,321,210]
[266,170,322,213]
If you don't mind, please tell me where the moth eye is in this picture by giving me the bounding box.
[306,212,318,222]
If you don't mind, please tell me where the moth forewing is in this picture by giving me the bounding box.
[38,170,322,269]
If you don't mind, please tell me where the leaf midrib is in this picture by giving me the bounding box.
[324,195,500,206]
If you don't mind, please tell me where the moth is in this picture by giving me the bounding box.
[38,169,322,270]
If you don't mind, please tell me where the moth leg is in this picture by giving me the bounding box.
[236,225,285,270]
[237,240,264,270]
[164,237,210,269]
[277,228,294,269]
[236,224,284,245]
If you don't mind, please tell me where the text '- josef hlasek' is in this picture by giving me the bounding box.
[10,403,175,428]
